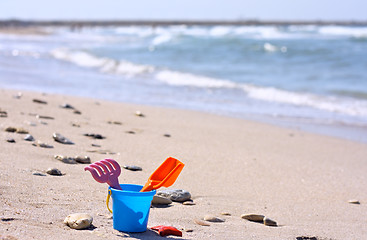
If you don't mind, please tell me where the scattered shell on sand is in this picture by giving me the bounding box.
[157,189,191,202]
[0,110,7,117]
[125,130,135,134]
[194,219,210,226]
[64,213,93,230]
[32,99,47,104]
[60,103,74,109]
[203,215,225,223]
[53,133,74,144]
[24,134,35,141]
[220,212,231,216]
[32,140,53,148]
[86,149,116,155]
[107,120,122,125]
[83,133,105,139]
[54,155,77,164]
[263,217,277,227]
[5,127,16,132]
[73,110,81,115]
[152,195,172,205]
[5,127,28,134]
[32,172,46,176]
[183,201,196,206]
[75,156,91,164]
[348,199,360,204]
[6,138,15,143]
[135,111,145,117]
[241,214,265,222]
[36,115,54,120]
[46,168,62,176]
[123,165,142,171]
[163,134,171,137]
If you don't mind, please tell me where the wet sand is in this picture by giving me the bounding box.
[1,88,366,239]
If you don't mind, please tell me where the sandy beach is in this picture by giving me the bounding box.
[1,88,366,240]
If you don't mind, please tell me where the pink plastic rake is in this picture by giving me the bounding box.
[84,158,122,190]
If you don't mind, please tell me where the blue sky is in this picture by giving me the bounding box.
[1,0,366,21]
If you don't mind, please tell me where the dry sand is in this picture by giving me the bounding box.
[1,88,366,240]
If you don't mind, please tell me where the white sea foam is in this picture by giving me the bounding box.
[50,48,154,76]
[319,26,367,38]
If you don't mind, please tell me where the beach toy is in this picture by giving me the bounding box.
[151,225,183,237]
[107,184,156,232]
[140,157,184,192]
[84,158,122,190]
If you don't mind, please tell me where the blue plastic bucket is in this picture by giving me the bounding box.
[108,184,156,232]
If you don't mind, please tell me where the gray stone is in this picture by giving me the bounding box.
[123,165,142,171]
[241,214,265,222]
[53,133,74,144]
[152,195,172,205]
[6,138,15,143]
[24,134,35,141]
[32,172,46,176]
[203,215,225,222]
[54,155,77,164]
[33,140,53,148]
[263,217,277,227]
[75,156,91,164]
[157,189,191,202]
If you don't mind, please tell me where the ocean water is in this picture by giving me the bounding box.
[1,25,367,142]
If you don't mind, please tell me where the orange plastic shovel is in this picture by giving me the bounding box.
[140,157,184,192]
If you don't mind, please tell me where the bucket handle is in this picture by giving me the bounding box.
[106,189,113,213]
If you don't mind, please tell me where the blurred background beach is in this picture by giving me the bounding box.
[1,0,367,142]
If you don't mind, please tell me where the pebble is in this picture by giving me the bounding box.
[163,134,171,137]
[263,217,277,227]
[123,165,142,171]
[53,133,74,144]
[0,110,7,117]
[135,111,145,117]
[15,128,29,134]
[71,123,80,128]
[54,155,77,164]
[107,120,122,125]
[60,103,74,109]
[194,219,210,226]
[91,144,101,147]
[75,156,91,164]
[36,115,54,120]
[46,168,62,176]
[32,99,47,104]
[5,127,16,132]
[183,201,196,206]
[64,213,93,230]
[241,214,265,222]
[73,110,81,115]
[83,133,105,139]
[6,138,15,143]
[157,189,191,202]
[24,134,35,141]
[221,212,231,216]
[32,172,46,176]
[125,130,135,134]
[203,215,225,222]
[86,149,116,155]
[152,195,172,205]
[32,140,53,148]
[348,199,360,204]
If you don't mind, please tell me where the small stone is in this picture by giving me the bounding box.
[6,138,15,143]
[24,134,35,141]
[15,128,29,134]
[123,165,142,171]
[33,99,47,104]
[135,111,144,117]
[263,217,277,227]
[163,134,171,137]
[73,110,81,114]
[32,172,46,176]
[107,120,122,125]
[60,103,74,109]
[157,189,191,202]
[5,127,17,132]
[203,215,225,223]
[194,219,210,226]
[54,155,77,164]
[125,130,135,134]
[152,195,172,205]
[221,212,231,216]
[64,213,93,230]
[183,201,196,206]
[75,156,91,164]
[25,121,37,127]
[46,168,62,176]
[33,140,53,148]
[184,228,193,232]
[91,144,101,147]
[84,133,105,139]
[53,133,74,144]
[348,199,360,204]
[86,149,116,155]
[241,214,265,222]
[14,92,22,99]
[0,110,7,117]
[71,123,80,127]
[36,115,54,120]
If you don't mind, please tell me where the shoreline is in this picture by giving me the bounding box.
[1,87,367,239]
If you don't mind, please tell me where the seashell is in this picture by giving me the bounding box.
[32,172,46,176]
[54,155,76,164]
[46,168,62,176]
[107,120,122,125]
[241,214,265,222]
[53,133,74,144]
[152,195,172,205]
[135,111,144,117]
[24,134,35,141]
[64,213,93,230]
[6,138,15,143]
[32,99,47,104]
[0,110,7,118]
[123,165,142,171]
[220,212,231,216]
[33,140,53,148]
[203,215,225,222]
[163,134,171,137]
[183,201,195,206]
[15,128,29,134]
[73,110,81,115]
[83,133,105,139]
[75,156,91,164]
[60,103,74,109]
[263,217,277,227]
[348,199,360,204]
[36,115,54,120]
[194,219,210,226]
[5,127,17,132]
